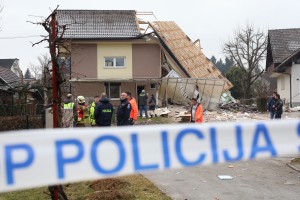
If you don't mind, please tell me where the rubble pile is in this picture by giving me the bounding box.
[219,102,257,112]
[285,106,300,112]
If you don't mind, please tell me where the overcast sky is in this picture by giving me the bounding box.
[0,0,299,73]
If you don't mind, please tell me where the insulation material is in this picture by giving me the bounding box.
[160,71,225,110]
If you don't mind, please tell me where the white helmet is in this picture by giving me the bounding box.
[77,96,85,104]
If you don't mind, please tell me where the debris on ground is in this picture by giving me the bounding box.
[286,106,300,112]
[219,102,257,112]
[217,175,234,180]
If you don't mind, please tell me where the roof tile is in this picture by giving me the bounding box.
[56,10,141,39]
[268,28,300,63]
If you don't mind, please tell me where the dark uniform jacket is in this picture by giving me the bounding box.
[94,98,113,126]
[117,99,131,126]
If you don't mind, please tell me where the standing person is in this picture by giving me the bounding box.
[76,96,90,127]
[94,93,113,126]
[273,93,283,119]
[126,91,138,125]
[117,92,131,126]
[267,92,277,119]
[138,89,148,118]
[148,94,156,118]
[89,95,100,126]
[190,98,203,123]
[63,94,74,109]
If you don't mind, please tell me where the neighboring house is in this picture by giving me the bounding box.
[0,59,23,79]
[0,65,21,104]
[265,28,300,107]
[56,10,232,108]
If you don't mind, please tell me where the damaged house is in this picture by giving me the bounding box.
[266,28,300,107]
[56,10,232,109]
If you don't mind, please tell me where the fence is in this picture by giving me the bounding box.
[0,104,44,132]
[0,103,44,116]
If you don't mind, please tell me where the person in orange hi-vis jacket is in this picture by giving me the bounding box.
[190,97,203,123]
[126,91,138,125]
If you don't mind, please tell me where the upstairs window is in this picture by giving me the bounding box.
[104,57,125,68]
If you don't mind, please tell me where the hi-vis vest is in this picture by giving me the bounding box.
[64,102,74,109]
[89,102,97,125]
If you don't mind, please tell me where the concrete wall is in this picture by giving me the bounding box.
[74,82,105,97]
[291,63,300,105]
[132,44,161,78]
[97,43,132,79]
[277,70,291,104]
[71,44,97,78]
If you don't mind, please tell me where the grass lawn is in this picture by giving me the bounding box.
[0,175,171,200]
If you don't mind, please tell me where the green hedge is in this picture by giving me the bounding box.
[0,116,42,132]
[256,97,268,112]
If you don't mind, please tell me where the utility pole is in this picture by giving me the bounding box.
[51,12,58,128]
[51,12,59,200]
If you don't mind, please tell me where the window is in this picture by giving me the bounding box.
[150,83,156,89]
[105,82,121,99]
[104,57,125,68]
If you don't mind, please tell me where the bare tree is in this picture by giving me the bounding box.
[28,53,51,80]
[28,6,70,128]
[223,24,267,99]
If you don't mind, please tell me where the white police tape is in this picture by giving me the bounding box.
[0,119,299,193]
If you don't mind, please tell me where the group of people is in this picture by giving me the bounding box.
[63,89,157,127]
[267,91,283,119]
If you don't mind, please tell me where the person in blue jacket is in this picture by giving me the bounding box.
[267,92,277,119]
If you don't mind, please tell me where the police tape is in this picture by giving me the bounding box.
[0,119,299,193]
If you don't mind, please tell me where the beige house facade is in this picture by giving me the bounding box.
[57,10,232,109]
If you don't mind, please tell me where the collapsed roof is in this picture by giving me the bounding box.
[150,21,233,91]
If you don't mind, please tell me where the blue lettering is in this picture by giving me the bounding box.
[56,139,84,179]
[297,123,300,152]
[223,125,244,161]
[161,131,171,168]
[91,135,125,174]
[175,128,206,166]
[210,128,219,163]
[131,134,159,171]
[250,124,277,159]
[5,144,34,185]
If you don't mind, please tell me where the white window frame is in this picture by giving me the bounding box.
[104,57,126,68]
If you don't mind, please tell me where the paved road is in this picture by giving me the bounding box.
[144,157,300,200]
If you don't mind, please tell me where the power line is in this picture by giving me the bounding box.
[0,35,43,39]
